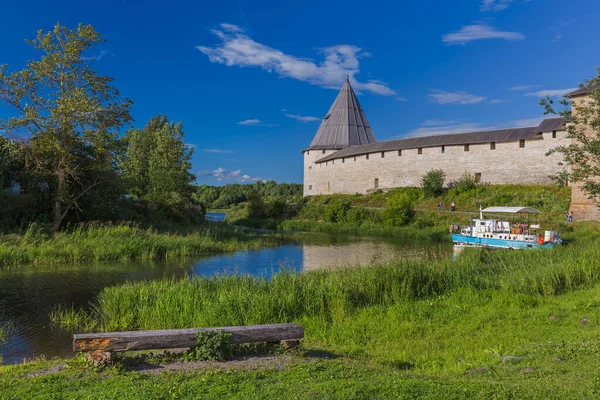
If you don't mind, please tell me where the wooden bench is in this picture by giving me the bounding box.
[74,323,304,365]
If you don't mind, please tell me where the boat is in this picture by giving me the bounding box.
[450,206,561,251]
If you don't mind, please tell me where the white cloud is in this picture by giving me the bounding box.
[197,24,398,96]
[401,122,496,138]
[197,167,260,183]
[508,85,538,91]
[82,50,112,61]
[399,116,547,139]
[480,0,514,12]
[203,149,233,154]
[442,24,524,45]
[489,99,506,104]
[428,90,486,105]
[285,113,321,122]
[525,88,578,97]
[421,119,462,126]
[237,119,277,127]
[219,23,244,33]
[552,35,562,43]
[237,119,261,125]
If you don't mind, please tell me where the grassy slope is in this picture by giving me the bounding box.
[0,223,285,267]
[237,185,572,237]
[11,223,595,398]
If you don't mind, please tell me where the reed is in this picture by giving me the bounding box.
[53,224,600,334]
[0,222,285,267]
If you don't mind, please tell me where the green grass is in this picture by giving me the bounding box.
[229,184,572,239]
[300,184,571,213]
[7,222,600,398]
[51,222,600,334]
[6,221,600,399]
[0,222,286,267]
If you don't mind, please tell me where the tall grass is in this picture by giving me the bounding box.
[0,222,285,267]
[53,223,600,333]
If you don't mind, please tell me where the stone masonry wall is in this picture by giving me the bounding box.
[304,130,570,196]
[568,94,600,221]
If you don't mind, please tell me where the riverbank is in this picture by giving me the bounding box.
[225,184,571,239]
[0,222,285,267]
[2,222,600,398]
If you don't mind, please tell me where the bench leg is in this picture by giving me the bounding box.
[280,339,300,350]
[87,350,113,367]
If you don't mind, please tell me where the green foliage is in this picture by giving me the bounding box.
[246,191,265,219]
[0,222,285,266]
[121,115,196,208]
[542,68,600,203]
[550,170,571,187]
[183,330,233,362]
[0,137,23,189]
[382,193,415,226]
[449,171,478,194]
[323,200,352,223]
[421,169,446,198]
[194,181,303,210]
[0,23,133,231]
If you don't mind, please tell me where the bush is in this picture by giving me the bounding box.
[344,206,380,225]
[183,330,233,361]
[422,169,446,198]
[454,172,478,194]
[381,193,415,226]
[324,200,352,223]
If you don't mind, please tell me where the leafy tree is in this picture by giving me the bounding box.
[452,172,478,194]
[421,169,446,198]
[382,192,415,226]
[549,169,571,187]
[0,23,132,231]
[543,70,600,203]
[246,191,265,218]
[324,199,351,223]
[0,137,24,189]
[121,115,196,207]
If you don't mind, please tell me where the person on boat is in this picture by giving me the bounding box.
[450,201,455,212]
[438,200,443,211]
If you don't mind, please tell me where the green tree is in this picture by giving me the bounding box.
[121,115,196,206]
[0,23,132,231]
[421,169,446,198]
[543,70,600,203]
[0,137,24,189]
[382,193,415,226]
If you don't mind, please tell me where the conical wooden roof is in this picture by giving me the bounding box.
[306,77,377,150]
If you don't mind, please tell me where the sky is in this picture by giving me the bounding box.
[0,0,598,185]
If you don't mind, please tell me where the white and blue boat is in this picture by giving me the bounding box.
[450,206,561,251]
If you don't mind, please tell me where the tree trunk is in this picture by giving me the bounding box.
[52,171,66,232]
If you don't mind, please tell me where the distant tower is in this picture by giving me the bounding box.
[302,77,377,196]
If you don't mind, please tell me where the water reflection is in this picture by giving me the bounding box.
[0,223,451,364]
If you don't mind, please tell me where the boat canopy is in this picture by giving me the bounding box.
[481,206,541,214]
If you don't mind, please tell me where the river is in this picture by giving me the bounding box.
[0,213,451,364]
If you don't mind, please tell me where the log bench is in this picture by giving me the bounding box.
[73,323,304,365]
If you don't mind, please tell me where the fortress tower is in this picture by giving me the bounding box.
[302,77,376,196]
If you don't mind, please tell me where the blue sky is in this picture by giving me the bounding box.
[0,0,598,184]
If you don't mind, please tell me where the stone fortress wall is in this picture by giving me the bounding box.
[303,129,570,196]
[302,78,600,220]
